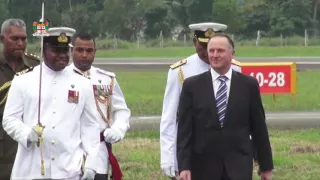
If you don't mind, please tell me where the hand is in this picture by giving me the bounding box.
[260,170,272,180]
[27,128,41,143]
[179,170,191,180]
[103,128,122,143]
[81,168,96,180]
[162,165,177,178]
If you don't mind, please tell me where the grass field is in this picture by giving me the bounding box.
[94,46,320,58]
[113,129,320,180]
[115,71,320,116]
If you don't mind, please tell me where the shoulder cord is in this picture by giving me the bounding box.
[0,81,11,106]
[94,77,115,128]
[178,67,184,84]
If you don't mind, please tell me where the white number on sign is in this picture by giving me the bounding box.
[250,72,285,87]
[277,72,285,87]
[268,72,277,87]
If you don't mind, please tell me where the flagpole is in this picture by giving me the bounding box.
[40,1,44,59]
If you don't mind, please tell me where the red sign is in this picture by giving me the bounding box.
[241,62,297,94]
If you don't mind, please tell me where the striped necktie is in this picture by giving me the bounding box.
[216,76,228,127]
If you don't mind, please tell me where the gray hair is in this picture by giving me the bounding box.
[1,19,26,35]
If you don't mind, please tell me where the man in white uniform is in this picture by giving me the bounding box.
[69,32,131,180]
[2,27,100,180]
[160,22,242,179]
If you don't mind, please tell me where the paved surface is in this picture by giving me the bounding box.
[128,111,320,132]
[93,57,320,72]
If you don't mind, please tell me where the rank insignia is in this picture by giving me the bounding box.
[205,28,215,38]
[68,90,79,104]
[57,32,68,43]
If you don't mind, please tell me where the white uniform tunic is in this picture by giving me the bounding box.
[2,63,100,180]
[160,53,242,171]
[69,63,131,174]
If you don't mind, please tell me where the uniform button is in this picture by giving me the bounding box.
[51,140,55,144]
[53,111,56,114]
[51,157,55,160]
[52,126,55,129]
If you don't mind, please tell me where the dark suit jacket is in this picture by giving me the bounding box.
[176,70,273,180]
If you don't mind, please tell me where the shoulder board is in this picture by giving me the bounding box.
[97,68,115,78]
[170,59,187,69]
[231,59,241,67]
[16,67,34,76]
[24,52,40,61]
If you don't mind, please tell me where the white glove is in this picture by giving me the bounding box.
[81,168,96,180]
[27,127,42,143]
[103,128,122,143]
[162,165,177,178]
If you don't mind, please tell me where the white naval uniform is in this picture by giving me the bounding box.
[69,63,131,175]
[2,63,100,180]
[160,53,242,171]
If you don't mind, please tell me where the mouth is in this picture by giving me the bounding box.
[14,49,24,53]
[56,59,68,65]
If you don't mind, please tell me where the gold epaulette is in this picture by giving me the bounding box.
[15,67,34,76]
[232,59,241,67]
[24,52,40,61]
[170,59,187,69]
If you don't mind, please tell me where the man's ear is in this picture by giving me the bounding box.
[192,38,197,47]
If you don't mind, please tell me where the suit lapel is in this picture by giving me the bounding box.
[203,71,220,128]
[223,70,240,126]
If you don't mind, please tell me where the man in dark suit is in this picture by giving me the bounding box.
[176,33,273,180]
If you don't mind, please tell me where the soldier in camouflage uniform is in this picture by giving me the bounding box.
[0,18,40,180]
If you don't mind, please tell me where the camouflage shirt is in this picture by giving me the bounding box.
[0,51,40,179]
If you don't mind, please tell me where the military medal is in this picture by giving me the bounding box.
[68,90,79,104]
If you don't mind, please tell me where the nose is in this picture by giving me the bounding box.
[82,51,88,58]
[16,39,24,46]
[57,51,69,59]
[209,50,219,59]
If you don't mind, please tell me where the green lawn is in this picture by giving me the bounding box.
[115,71,320,116]
[95,46,320,58]
[113,129,320,180]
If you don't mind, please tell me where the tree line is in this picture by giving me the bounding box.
[0,0,319,42]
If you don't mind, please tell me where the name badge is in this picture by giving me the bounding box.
[68,90,79,104]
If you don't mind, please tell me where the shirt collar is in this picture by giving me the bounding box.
[70,62,91,77]
[210,67,233,82]
[0,51,30,69]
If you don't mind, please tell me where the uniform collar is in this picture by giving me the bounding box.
[0,51,31,67]
[42,61,67,76]
[70,62,91,77]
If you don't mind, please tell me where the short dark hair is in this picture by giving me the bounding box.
[71,32,96,47]
[209,33,235,50]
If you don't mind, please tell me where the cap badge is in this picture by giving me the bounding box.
[205,28,215,38]
[57,33,68,43]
